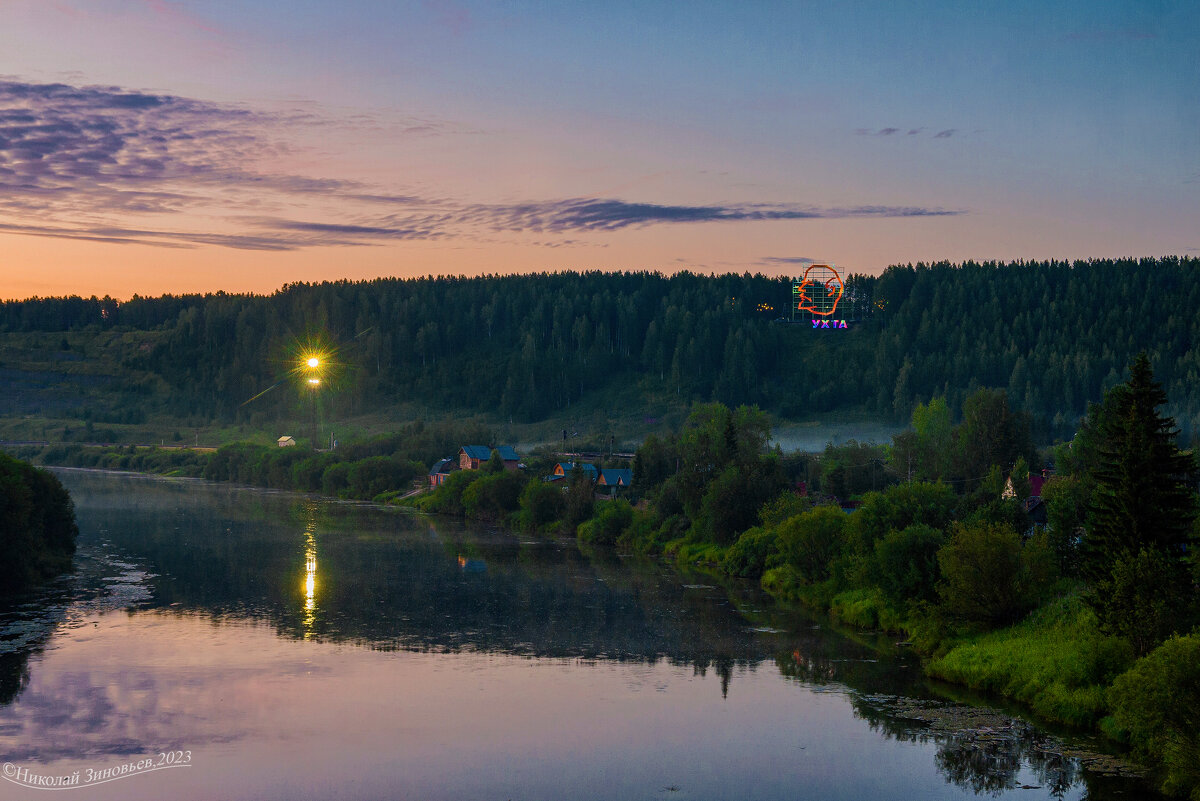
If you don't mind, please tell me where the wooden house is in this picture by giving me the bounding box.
[597,468,633,489]
[429,458,455,487]
[459,445,521,471]
[494,445,520,471]
[550,462,598,482]
[459,445,492,470]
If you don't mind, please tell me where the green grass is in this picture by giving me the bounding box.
[926,593,1134,727]
[665,538,727,567]
[759,565,841,608]
[828,587,909,632]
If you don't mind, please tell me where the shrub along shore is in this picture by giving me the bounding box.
[11,354,1199,796]
[409,355,1198,797]
[0,452,78,594]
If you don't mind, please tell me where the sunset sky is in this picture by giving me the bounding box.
[2,0,1197,299]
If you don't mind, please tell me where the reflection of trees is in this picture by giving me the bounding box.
[59,472,767,675]
[936,726,1078,797]
[0,582,70,708]
[851,696,1082,797]
[46,472,1142,800]
[0,651,33,706]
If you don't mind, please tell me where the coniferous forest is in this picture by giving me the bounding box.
[2,257,1200,441]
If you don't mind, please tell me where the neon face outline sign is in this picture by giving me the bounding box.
[793,264,844,317]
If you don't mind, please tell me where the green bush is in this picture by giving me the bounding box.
[418,469,478,516]
[722,526,779,579]
[1109,633,1200,798]
[562,467,595,534]
[759,491,810,528]
[516,480,565,533]
[461,470,525,519]
[760,564,802,601]
[345,456,423,499]
[1089,547,1194,658]
[1040,475,1086,574]
[0,453,78,593]
[320,462,350,497]
[928,595,1131,727]
[776,506,848,583]
[829,587,907,631]
[872,523,946,605]
[616,508,663,553]
[577,500,634,547]
[291,453,338,492]
[849,481,957,553]
[936,520,1051,626]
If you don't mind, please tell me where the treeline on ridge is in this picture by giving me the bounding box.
[3,258,1199,440]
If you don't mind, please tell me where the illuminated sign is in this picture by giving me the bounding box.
[812,319,849,328]
[793,264,844,317]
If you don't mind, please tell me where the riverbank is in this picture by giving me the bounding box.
[0,453,79,594]
[659,534,1198,799]
[16,439,1196,797]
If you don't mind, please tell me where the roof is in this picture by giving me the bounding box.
[599,468,633,486]
[557,462,598,478]
[460,445,492,460]
[277,435,294,443]
[429,458,454,476]
[494,445,519,461]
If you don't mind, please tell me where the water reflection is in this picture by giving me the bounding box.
[0,470,1162,801]
[847,694,1138,799]
[300,501,318,639]
[0,649,34,706]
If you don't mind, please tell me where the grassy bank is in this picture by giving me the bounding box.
[926,594,1132,727]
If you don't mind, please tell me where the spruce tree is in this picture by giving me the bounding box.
[1085,353,1199,652]
[1086,353,1197,566]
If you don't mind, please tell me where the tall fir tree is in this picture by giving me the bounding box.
[1084,353,1199,653]
[1085,353,1198,567]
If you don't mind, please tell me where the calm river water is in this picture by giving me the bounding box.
[0,470,1161,800]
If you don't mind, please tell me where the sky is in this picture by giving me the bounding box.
[1,0,1197,299]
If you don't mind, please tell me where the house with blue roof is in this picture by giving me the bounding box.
[458,445,521,471]
[428,458,455,487]
[547,462,599,482]
[598,468,633,489]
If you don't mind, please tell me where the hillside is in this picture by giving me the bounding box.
[2,258,1198,446]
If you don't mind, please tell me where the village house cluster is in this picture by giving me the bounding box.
[427,446,632,496]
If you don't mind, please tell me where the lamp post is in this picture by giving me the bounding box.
[307,377,321,449]
[304,355,321,450]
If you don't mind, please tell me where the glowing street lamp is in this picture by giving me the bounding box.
[303,358,322,449]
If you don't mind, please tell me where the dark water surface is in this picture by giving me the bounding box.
[0,470,1160,800]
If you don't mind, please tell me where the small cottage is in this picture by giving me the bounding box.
[277,435,296,448]
[494,445,521,471]
[459,445,521,471]
[550,462,598,481]
[458,445,492,470]
[597,468,633,488]
[429,458,455,487]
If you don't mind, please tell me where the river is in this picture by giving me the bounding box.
[0,470,1160,800]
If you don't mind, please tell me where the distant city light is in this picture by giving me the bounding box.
[308,378,320,386]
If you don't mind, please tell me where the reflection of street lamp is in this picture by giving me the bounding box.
[301,502,319,639]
